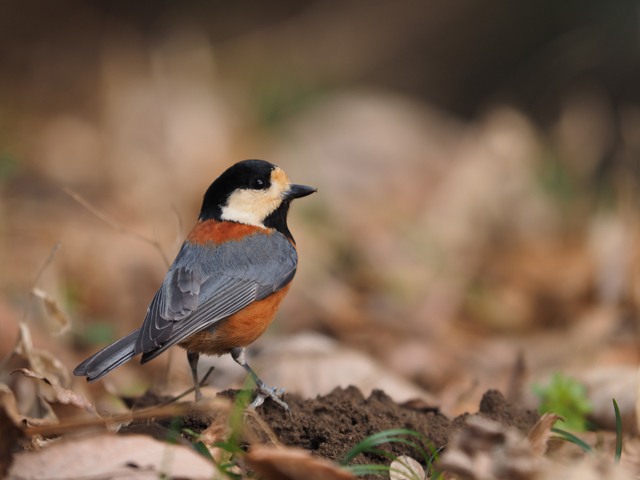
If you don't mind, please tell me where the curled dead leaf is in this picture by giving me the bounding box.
[246,445,355,480]
[12,368,95,416]
[197,403,233,463]
[0,383,58,429]
[12,367,47,382]
[32,287,71,335]
[0,383,24,426]
[14,322,71,387]
[527,412,563,455]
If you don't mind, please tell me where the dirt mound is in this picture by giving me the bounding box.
[248,386,451,462]
[130,386,539,470]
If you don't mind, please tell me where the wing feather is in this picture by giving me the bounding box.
[140,279,257,363]
[135,230,297,359]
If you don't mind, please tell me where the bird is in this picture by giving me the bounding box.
[74,159,316,411]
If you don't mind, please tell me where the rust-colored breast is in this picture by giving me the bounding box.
[178,283,292,356]
[186,219,271,245]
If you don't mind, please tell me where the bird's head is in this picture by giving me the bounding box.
[199,160,316,235]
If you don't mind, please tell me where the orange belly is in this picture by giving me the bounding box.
[178,283,291,356]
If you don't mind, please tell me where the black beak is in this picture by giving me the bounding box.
[285,184,317,200]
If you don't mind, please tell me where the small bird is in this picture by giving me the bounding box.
[74,160,316,411]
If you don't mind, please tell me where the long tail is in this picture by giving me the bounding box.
[73,330,140,383]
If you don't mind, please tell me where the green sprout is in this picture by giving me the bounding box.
[532,372,593,431]
[340,428,442,479]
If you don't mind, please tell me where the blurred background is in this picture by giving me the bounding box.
[1,0,640,426]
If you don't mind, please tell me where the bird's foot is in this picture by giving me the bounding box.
[248,386,291,415]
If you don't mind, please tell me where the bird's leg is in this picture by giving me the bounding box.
[187,351,204,402]
[231,347,290,414]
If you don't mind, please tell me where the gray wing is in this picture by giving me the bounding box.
[134,231,297,361]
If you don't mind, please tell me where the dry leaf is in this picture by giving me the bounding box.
[14,322,71,388]
[8,433,224,480]
[0,383,25,426]
[437,416,542,480]
[0,383,58,430]
[246,333,438,405]
[545,456,634,480]
[579,365,636,431]
[194,399,233,462]
[246,445,355,480]
[12,368,95,417]
[390,455,425,480]
[32,287,71,335]
[526,412,562,455]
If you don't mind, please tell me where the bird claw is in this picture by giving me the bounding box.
[247,386,291,415]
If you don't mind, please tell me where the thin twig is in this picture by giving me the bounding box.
[24,368,221,438]
[23,403,190,437]
[22,242,62,324]
[155,367,215,407]
[169,203,183,249]
[63,186,170,268]
[0,242,62,373]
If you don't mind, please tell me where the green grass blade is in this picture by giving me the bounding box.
[344,464,391,476]
[551,427,593,453]
[212,441,245,455]
[613,398,622,464]
[165,416,184,444]
[192,441,214,461]
[340,428,433,466]
[347,437,428,466]
[426,447,445,477]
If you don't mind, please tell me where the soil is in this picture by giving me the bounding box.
[122,386,539,476]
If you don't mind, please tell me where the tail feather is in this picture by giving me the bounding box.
[73,330,140,383]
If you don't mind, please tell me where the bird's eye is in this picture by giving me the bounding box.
[252,178,267,190]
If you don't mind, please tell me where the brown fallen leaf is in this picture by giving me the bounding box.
[8,433,224,480]
[12,368,95,418]
[245,333,438,405]
[31,287,71,335]
[0,383,25,427]
[437,416,542,480]
[194,398,233,463]
[437,413,636,480]
[548,456,634,480]
[0,382,56,429]
[246,445,355,480]
[579,365,636,431]
[526,412,562,455]
[13,322,70,388]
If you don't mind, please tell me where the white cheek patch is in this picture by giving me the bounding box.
[220,167,291,227]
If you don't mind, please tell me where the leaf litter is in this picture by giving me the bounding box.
[1,73,640,480]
